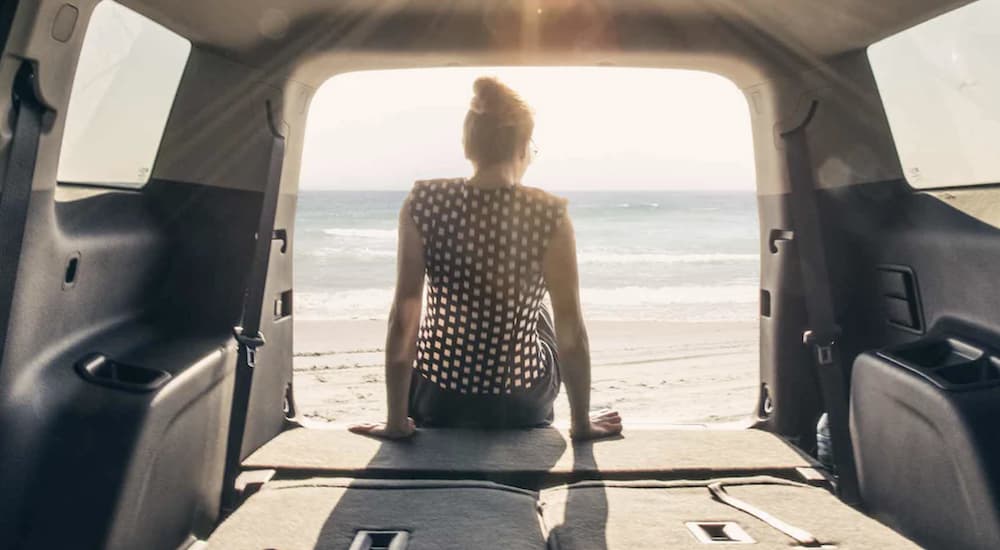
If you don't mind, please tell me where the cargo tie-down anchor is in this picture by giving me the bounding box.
[349,530,410,550]
[686,521,755,544]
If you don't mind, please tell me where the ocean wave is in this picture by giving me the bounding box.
[308,247,396,259]
[616,202,660,209]
[306,245,755,265]
[322,228,397,240]
[580,285,758,306]
[294,285,758,321]
[577,252,756,265]
[295,288,394,320]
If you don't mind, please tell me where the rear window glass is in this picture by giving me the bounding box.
[868,0,1000,189]
[57,1,190,188]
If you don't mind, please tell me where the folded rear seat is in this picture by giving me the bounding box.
[539,477,919,549]
[223,428,907,548]
[210,475,918,549]
[207,478,547,549]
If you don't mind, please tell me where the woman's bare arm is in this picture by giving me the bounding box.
[349,196,425,439]
[543,211,622,440]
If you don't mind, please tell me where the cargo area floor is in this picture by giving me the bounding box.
[208,478,918,549]
[207,427,917,549]
[242,425,814,483]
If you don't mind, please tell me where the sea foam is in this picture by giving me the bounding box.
[322,228,397,240]
[577,252,756,265]
[295,285,758,322]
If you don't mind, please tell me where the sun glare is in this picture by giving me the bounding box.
[301,67,755,191]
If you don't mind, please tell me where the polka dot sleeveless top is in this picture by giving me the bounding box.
[408,178,568,395]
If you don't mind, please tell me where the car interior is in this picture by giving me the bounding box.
[0,0,997,549]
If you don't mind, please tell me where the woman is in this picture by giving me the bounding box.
[350,77,622,440]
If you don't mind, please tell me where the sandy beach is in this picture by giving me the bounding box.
[293,319,759,426]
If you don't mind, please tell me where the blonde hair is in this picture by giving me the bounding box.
[463,77,534,167]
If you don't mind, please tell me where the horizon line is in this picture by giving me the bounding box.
[298,187,757,192]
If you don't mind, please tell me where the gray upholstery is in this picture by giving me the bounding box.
[208,476,918,549]
[540,477,920,549]
[207,479,545,550]
[243,427,812,480]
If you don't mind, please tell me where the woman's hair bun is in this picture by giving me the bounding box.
[464,76,534,165]
[470,76,512,115]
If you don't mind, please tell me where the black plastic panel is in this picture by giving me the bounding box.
[879,336,1000,392]
[824,181,1000,549]
[851,350,1000,549]
[238,193,297,460]
[75,352,172,392]
[0,180,260,550]
[820,181,1000,359]
[754,193,823,449]
[143,179,262,333]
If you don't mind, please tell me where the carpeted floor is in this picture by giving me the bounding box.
[211,428,916,548]
[242,426,813,480]
[207,476,919,549]
[207,479,545,550]
[541,477,920,549]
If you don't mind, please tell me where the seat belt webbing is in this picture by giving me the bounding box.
[0,63,44,368]
[222,102,286,507]
[780,100,860,504]
[708,482,822,547]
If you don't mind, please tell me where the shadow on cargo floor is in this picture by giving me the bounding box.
[315,427,616,549]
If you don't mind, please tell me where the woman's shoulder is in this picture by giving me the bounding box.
[516,185,569,210]
[412,177,466,194]
[408,179,466,211]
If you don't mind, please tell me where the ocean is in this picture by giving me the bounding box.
[294,190,759,322]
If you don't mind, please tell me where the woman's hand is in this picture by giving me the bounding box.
[348,417,417,440]
[570,409,623,441]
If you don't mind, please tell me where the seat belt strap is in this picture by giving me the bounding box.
[780,100,860,504]
[222,101,285,507]
[708,482,822,547]
[0,63,44,368]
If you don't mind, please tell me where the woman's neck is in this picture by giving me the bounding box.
[469,163,520,189]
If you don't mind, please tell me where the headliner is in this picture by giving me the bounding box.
[118,0,969,86]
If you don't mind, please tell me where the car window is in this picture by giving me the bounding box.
[868,0,1000,189]
[57,1,190,188]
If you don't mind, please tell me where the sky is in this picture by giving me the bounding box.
[300,67,756,191]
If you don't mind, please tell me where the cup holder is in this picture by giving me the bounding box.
[75,353,171,392]
[879,337,1000,391]
[935,357,1000,385]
